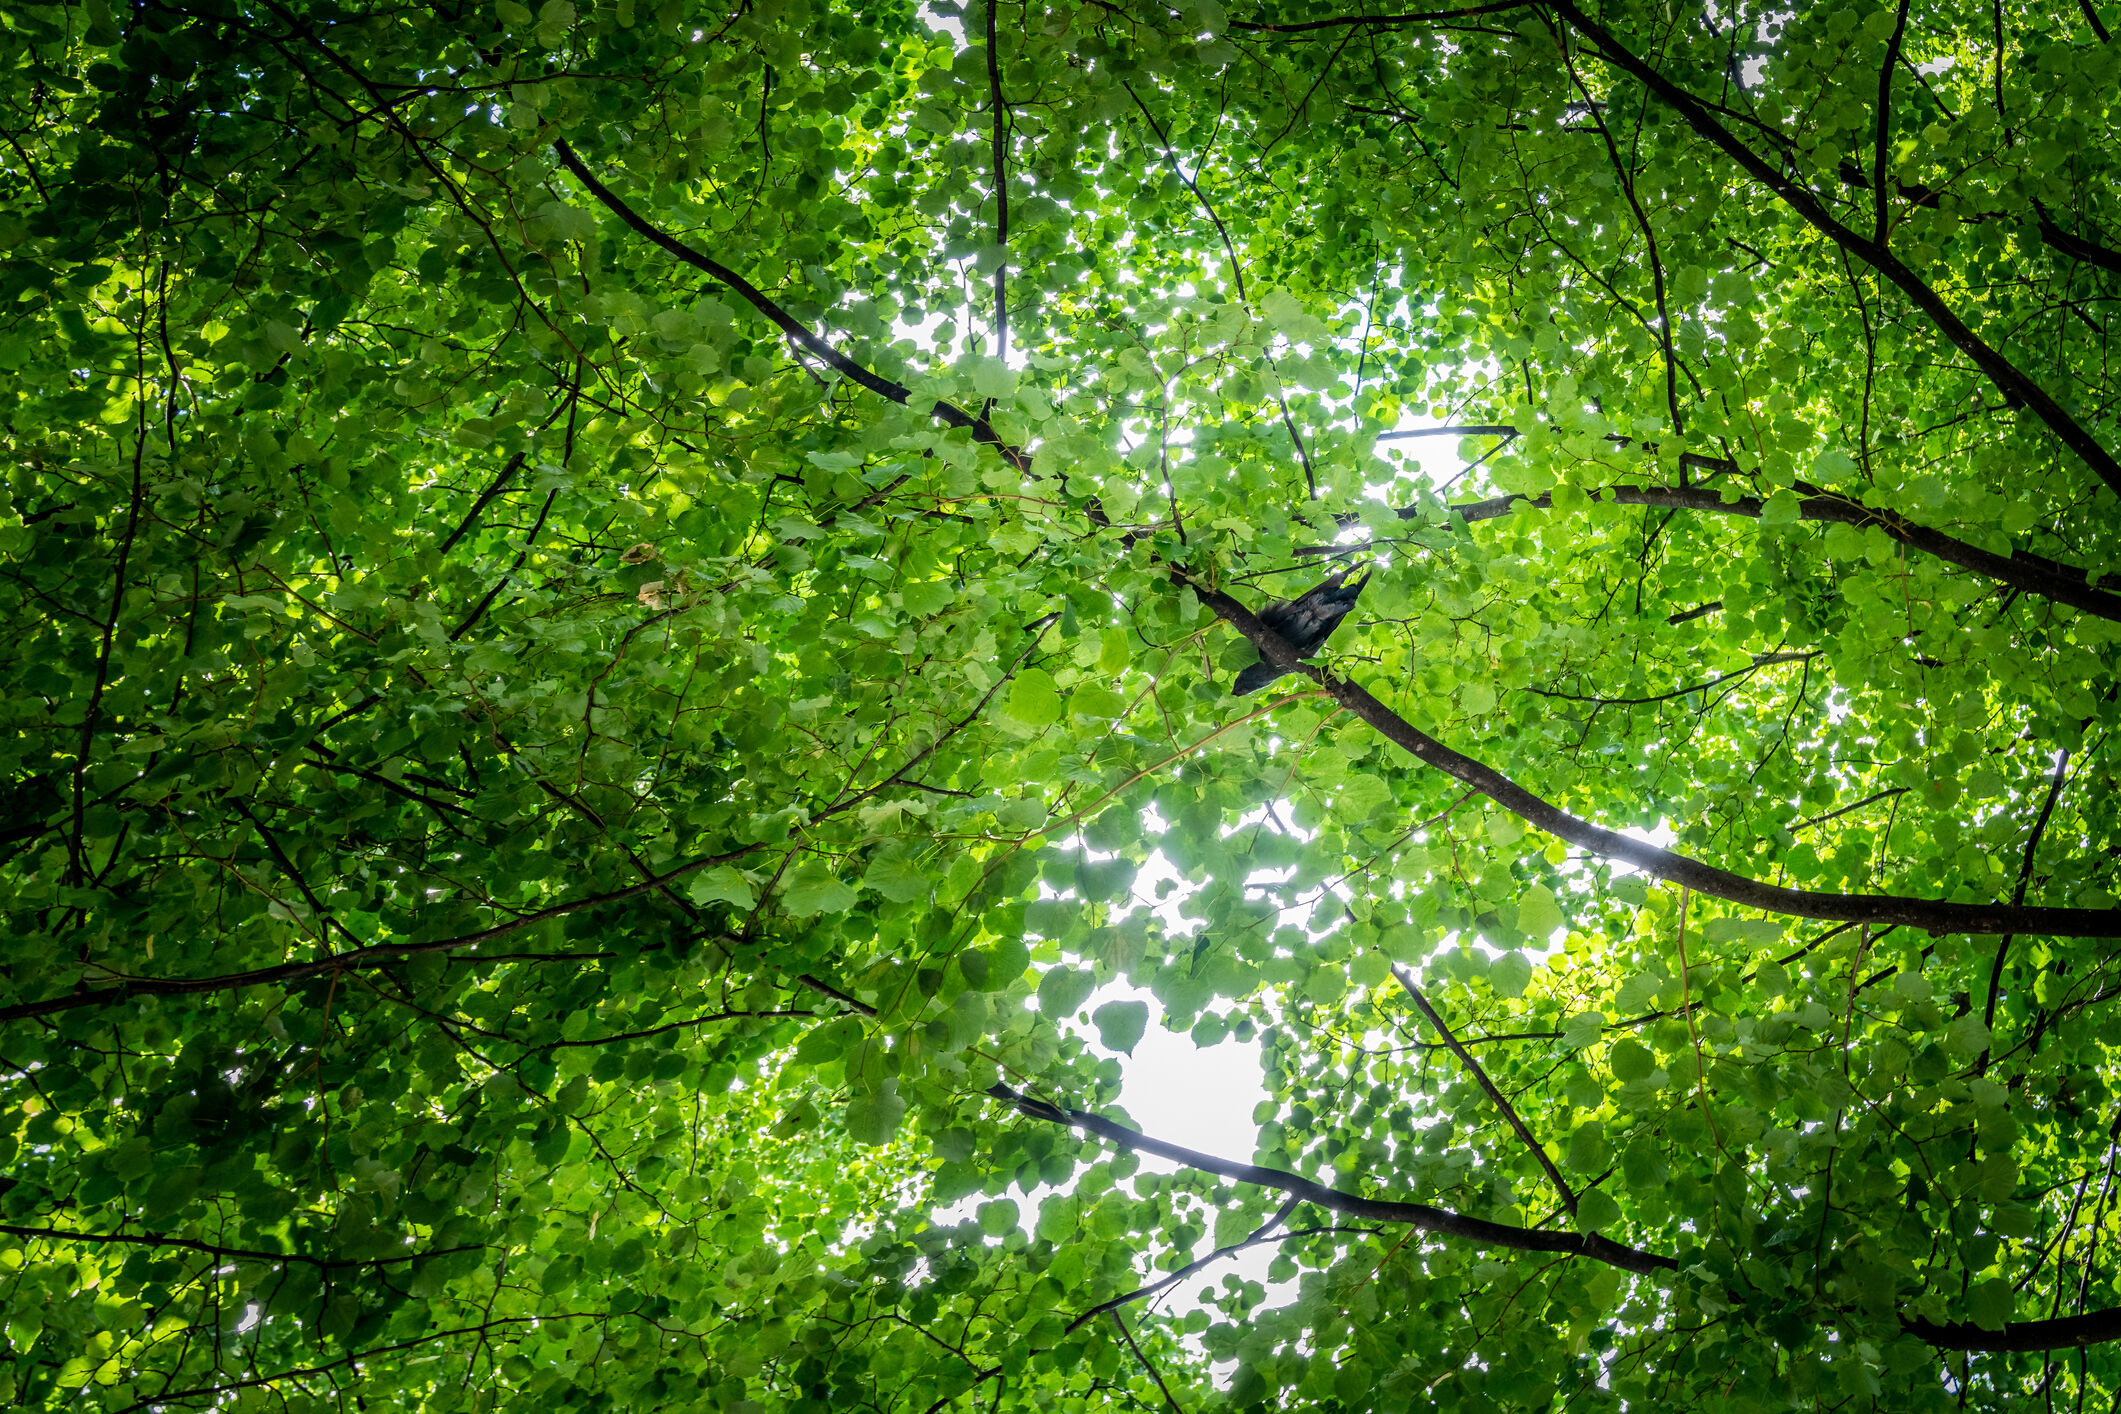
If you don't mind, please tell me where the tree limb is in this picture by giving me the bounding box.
[987,1081,1672,1275]
[1392,966,1577,1213]
[1545,0,2121,498]
[1186,577,2121,937]
[1430,483,2121,624]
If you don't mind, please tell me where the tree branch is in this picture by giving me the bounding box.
[551,139,1028,472]
[0,1223,479,1269]
[1427,482,2121,624]
[1185,577,2121,936]
[1230,2,1530,32]
[1978,748,2073,1073]
[988,1082,1671,1275]
[0,846,765,1024]
[1545,0,2121,498]
[1392,966,1577,1213]
[984,0,1009,361]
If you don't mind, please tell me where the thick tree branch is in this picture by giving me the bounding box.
[557,169,2121,943]
[995,1082,2121,1349]
[1187,578,2121,936]
[552,140,1028,473]
[1546,0,2121,498]
[1430,483,2121,624]
[988,1082,1671,1275]
[1905,1309,2121,1353]
[2037,205,2121,277]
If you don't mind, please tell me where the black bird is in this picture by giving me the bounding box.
[1232,565,1372,696]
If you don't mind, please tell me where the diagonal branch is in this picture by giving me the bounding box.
[1977,748,2073,1074]
[1185,576,2121,937]
[988,1082,1671,1275]
[1064,1197,1311,1335]
[551,139,1028,473]
[1111,1309,1186,1414]
[1544,0,2121,498]
[994,1080,2121,1350]
[1392,966,1577,1213]
[1424,482,2121,624]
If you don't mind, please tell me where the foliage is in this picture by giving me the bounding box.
[2,0,2120,1409]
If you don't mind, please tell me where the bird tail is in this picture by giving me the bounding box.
[1232,660,1283,696]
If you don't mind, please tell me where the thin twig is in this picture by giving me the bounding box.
[1390,966,1578,1213]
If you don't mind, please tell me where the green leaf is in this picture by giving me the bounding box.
[1037,965,1096,1019]
[1004,669,1064,727]
[1945,1012,1991,1057]
[902,579,956,616]
[1091,999,1149,1053]
[689,865,757,910]
[1608,1041,1655,1083]
[1575,1189,1622,1233]
[795,1016,864,1066]
[1488,950,1533,998]
[863,847,932,904]
[1760,489,1803,527]
[782,864,860,915]
[844,1087,907,1146]
[1516,885,1565,939]
[1966,1279,2014,1331]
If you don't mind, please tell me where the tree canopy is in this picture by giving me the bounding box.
[3,0,2120,1408]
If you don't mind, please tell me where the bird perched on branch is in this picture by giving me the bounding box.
[1232,564,1372,696]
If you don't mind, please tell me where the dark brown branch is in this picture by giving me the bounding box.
[2072,0,2112,44]
[1905,1309,2121,1353]
[1111,1309,1186,1414]
[1230,2,1530,31]
[1870,0,1913,247]
[1393,966,1577,1213]
[1978,749,2072,1073]
[1433,482,2121,624]
[0,1224,478,1270]
[1186,578,2121,937]
[993,1083,2121,1351]
[984,0,1009,361]
[987,1082,1672,1275]
[1528,651,1820,707]
[1791,787,1908,835]
[2037,205,2121,277]
[546,1007,814,1049]
[1545,0,2121,498]
[552,140,1028,472]
[1063,1198,1311,1335]
[0,846,764,1024]
[1377,423,1521,441]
